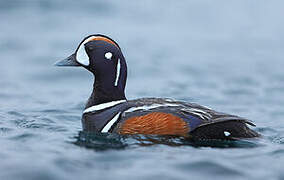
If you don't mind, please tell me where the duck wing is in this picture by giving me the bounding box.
[117,98,260,139]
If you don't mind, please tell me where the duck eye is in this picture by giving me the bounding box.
[105,52,113,60]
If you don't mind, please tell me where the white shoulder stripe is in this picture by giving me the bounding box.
[83,100,126,114]
[101,112,121,133]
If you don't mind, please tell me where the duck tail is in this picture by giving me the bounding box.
[190,120,260,140]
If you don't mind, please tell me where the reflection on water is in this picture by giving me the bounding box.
[74,132,127,150]
[74,131,262,150]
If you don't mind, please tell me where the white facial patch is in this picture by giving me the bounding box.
[76,36,98,66]
[105,52,112,60]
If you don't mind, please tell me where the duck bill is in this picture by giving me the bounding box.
[54,54,80,66]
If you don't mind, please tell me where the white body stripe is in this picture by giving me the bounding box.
[101,112,121,133]
[124,103,180,113]
[83,100,126,114]
[114,59,121,86]
[181,107,211,120]
[124,103,210,120]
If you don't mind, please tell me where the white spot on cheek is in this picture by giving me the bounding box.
[105,52,113,60]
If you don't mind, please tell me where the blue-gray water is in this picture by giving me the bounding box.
[1,0,284,180]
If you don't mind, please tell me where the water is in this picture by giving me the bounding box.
[1,0,284,179]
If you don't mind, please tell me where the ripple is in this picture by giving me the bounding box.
[9,132,37,141]
[35,109,69,114]
[255,127,278,136]
[7,111,27,117]
[0,127,13,135]
[54,115,81,122]
[222,88,255,97]
[270,149,284,156]
[71,102,85,111]
[271,137,284,144]
[177,161,243,177]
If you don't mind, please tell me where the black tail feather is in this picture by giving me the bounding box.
[190,120,260,140]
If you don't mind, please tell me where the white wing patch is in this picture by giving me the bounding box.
[101,112,121,133]
[83,100,126,114]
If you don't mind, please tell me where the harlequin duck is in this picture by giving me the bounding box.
[55,34,260,140]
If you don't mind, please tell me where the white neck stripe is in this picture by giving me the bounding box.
[101,112,121,133]
[114,58,121,86]
[83,100,126,114]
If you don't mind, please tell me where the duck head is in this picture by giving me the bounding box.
[55,34,127,107]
